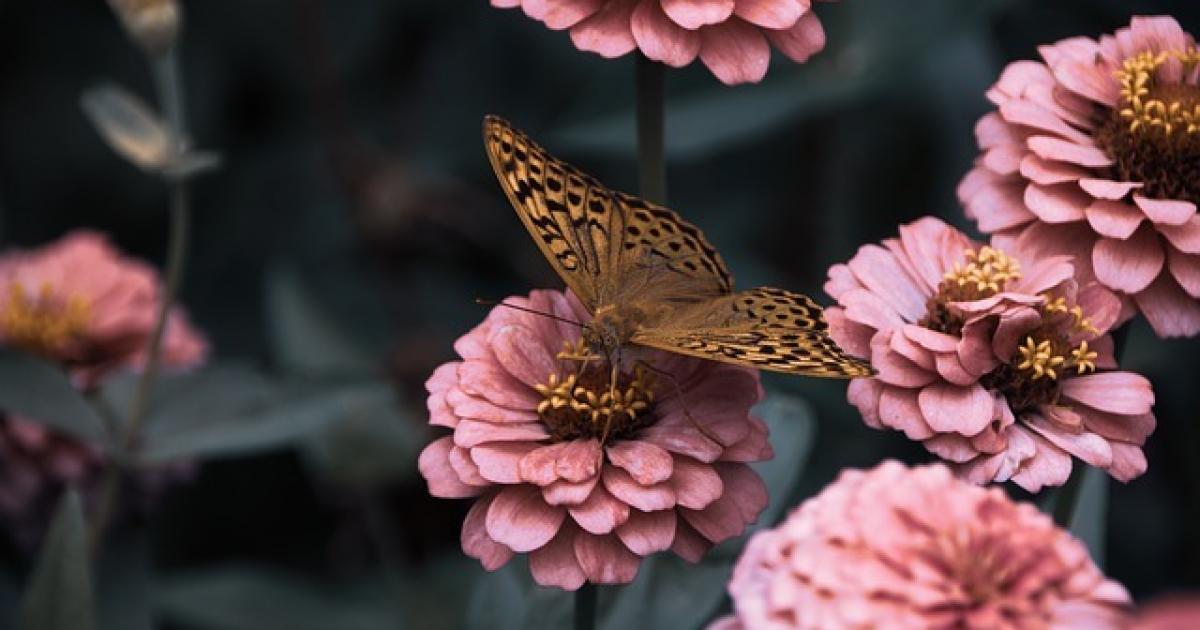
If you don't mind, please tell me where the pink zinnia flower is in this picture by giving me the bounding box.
[958,15,1200,338]
[824,217,1155,492]
[711,461,1132,630]
[418,289,771,589]
[0,230,207,543]
[1133,594,1200,630]
[489,0,835,85]
[0,230,207,386]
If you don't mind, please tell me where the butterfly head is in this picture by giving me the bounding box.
[582,304,646,364]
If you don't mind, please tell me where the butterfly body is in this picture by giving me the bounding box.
[484,115,873,379]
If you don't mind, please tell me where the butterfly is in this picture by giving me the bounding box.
[483,115,873,379]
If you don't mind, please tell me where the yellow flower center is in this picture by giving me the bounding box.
[1096,48,1200,205]
[922,247,1022,335]
[534,339,656,443]
[0,282,90,357]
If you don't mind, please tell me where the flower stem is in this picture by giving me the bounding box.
[88,47,192,556]
[1052,322,1132,529]
[574,583,597,630]
[636,54,666,204]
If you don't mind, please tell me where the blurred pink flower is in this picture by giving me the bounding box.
[1133,594,1200,630]
[0,230,207,544]
[490,0,836,85]
[0,230,207,386]
[958,15,1200,338]
[825,217,1155,492]
[418,289,771,589]
[711,461,1132,630]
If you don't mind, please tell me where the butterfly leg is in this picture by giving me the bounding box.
[633,359,724,447]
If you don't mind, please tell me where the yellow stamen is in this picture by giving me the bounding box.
[0,282,90,355]
[1116,49,1200,137]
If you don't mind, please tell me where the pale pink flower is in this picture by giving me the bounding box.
[418,289,771,589]
[490,0,836,85]
[0,230,207,544]
[712,462,1132,629]
[1133,594,1200,630]
[958,15,1200,338]
[0,230,207,386]
[825,217,1155,492]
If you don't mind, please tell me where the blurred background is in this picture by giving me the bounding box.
[1,1,1198,628]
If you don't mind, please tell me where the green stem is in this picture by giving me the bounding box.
[88,46,191,556]
[636,54,666,204]
[1052,322,1132,529]
[574,583,597,630]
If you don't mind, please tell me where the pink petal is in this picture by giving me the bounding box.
[1024,414,1113,468]
[631,0,701,67]
[606,440,674,485]
[1019,154,1088,185]
[958,319,1001,376]
[923,433,979,463]
[449,446,490,487]
[872,335,938,388]
[1107,442,1148,482]
[1135,274,1200,338]
[570,0,638,58]
[1092,225,1165,294]
[1079,178,1141,200]
[999,99,1092,144]
[445,388,538,424]
[462,493,514,571]
[603,465,676,511]
[698,19,770,85]
[1085,200,1144,239]
[1024,183,1088,223]
[574,533,641,584]
[935,351,979,387]
[716,463,768,523]
[889,329,935,371]
[1061,372,1154,415]
[543,476,600,505]
[1011,431,1073,493]
[419,437,484,498]
[529,526,587,590]
[471,441,541,484]
[616,508,676,555]
[1167,248,1200,298]
[669,456,724,509]
[457,361,541,411]
[670,519,712,562]
[1051,60,1119,107]
[557,438,602,483]
[1082,410,1155,445]
[1075,283,1123,335]
[918,383,994,436]
[974,112,1023,149]
[638,423,723,463]
[519,442,570,486]
[732,0,803,29]
[1016,254,1077,295]
[848,245,929,322]
[903,325,958,353]
[543,0,605,29]
[1159,216,1200,254]
[719,415,772,463]
[486,484,566,553]
[661,0,734,29]
[1026,136,1112,168]
[454,419,548,448]
[764,10,825,63]
[680,492,747,543]
[487,324,557,389]
[1134,195,1197,226]
[569,485,631,534]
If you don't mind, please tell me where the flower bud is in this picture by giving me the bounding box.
[108,0,181,57]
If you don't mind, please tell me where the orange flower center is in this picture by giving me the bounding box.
[1096,48,1200,205]
[921,246,1021,336]
[0,282,90,357]
[534,339,656,443]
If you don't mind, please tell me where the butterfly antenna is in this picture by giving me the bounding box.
[475,298,585,328]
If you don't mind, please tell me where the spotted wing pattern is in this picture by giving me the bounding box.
[483,115,732,310]
[634,287,875,377]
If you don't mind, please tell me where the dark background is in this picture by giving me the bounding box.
[1,1,1198,628]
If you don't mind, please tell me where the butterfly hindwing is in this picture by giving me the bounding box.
[633,287,875,377]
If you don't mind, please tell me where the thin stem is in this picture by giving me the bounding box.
[88,46,192,556]
[574,583,597,630]
[1052,321,1132,529]
[636,54,666,204]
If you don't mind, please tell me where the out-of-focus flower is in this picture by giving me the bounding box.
[1133,594,1200,630]
[959,15,1200,338]
[490,0,836,85]
[108,0,181,57]
[418,289,771,589]
[0,230,207,388]
[0,230,206,544]
[711,461,1132,630]
[825,217,1155,492]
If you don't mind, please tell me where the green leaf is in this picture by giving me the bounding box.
[301,396,424,488]
[264,264,377,375]
[156,566,403,630]
[1068,467,1109,569]
[97,534,154,630]
[465,561,571,630]
[20,489,97,630]
[81,83,172,172]
[749,395,817,528]
[0,349,106,443]
[602,555,731,630]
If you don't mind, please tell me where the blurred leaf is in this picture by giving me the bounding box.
[0,349,106,444]
[602,554,731,630]
[100,364,399,465]
[162,150,222,180]
[749,395,817,527]
[264,264,376,374]
[1068,467,1108,569]
[97,534,154,630]
[157,566,402,630]
[20,489,96,630]
[465,561,571,630]
[81,84,172,171]
[301,397,423,488]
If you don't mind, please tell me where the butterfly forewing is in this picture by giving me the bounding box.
[484,115,872,379]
